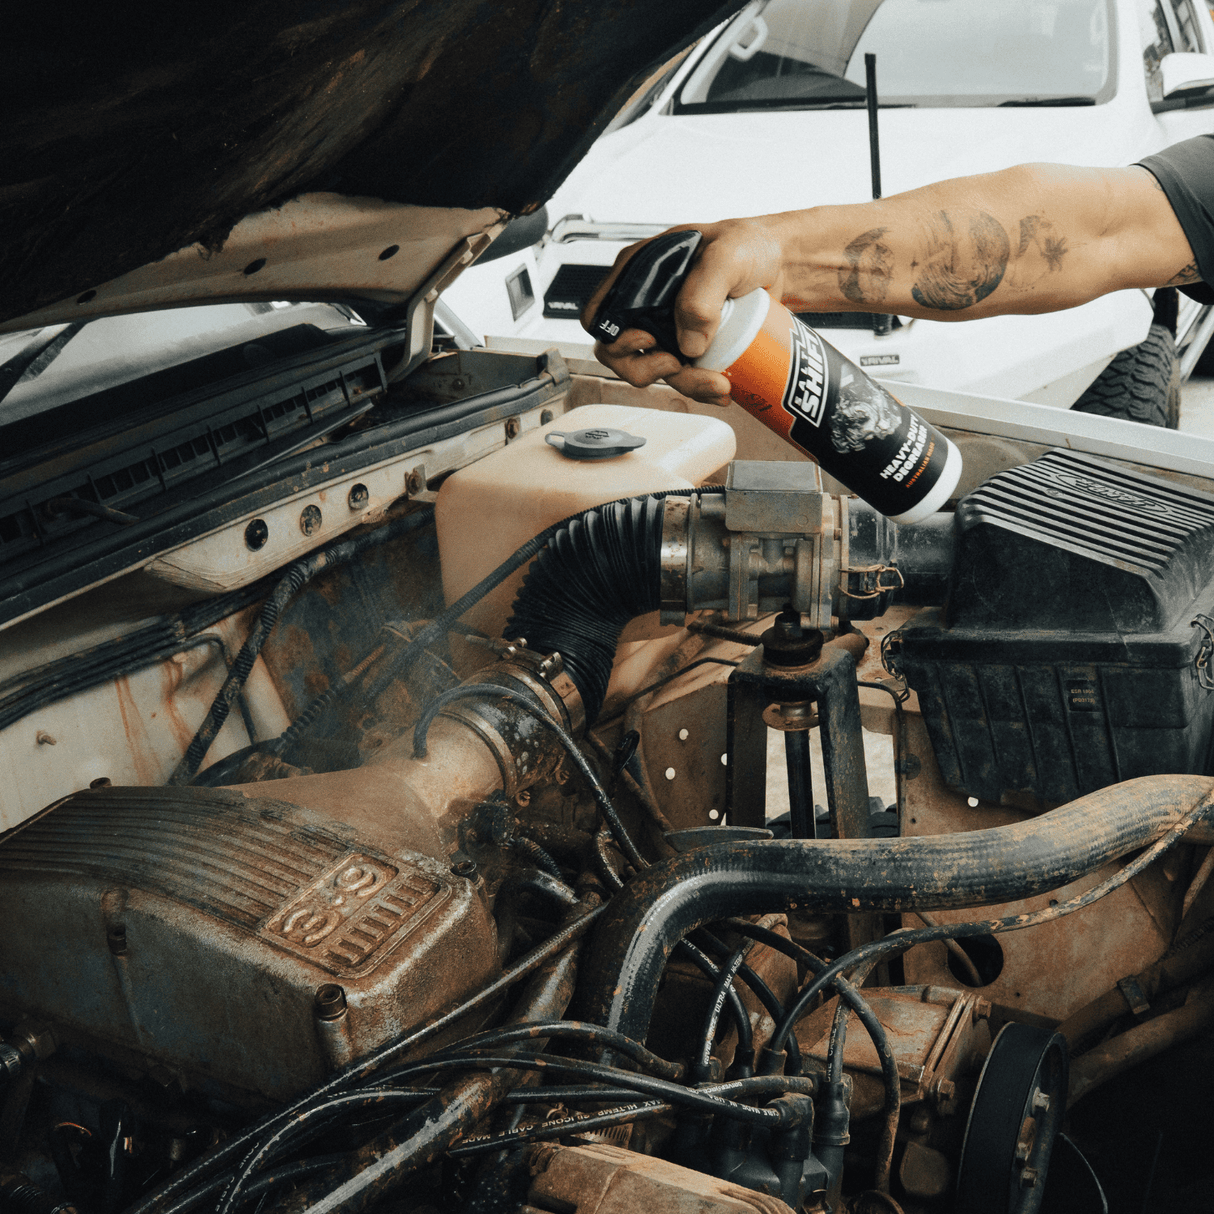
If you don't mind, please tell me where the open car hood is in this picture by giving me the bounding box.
[0,0,740,332]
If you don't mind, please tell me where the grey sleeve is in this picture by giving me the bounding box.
[1137,135,1214,304]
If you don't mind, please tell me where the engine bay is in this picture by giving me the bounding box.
[0,341,1212,1214]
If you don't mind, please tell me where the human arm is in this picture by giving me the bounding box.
[584,162,1198,405]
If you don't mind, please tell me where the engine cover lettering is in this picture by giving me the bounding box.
[264,854,445,975]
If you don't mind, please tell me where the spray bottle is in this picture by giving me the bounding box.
[590,230,962,524]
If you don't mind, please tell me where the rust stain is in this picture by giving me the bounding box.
[113,675,158,786]
[159,662,197,757]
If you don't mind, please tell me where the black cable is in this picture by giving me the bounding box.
[443,1020,684,1082]
[694,928,803,1077]
[219,896,598,1214]
[216,1064,814,1214]
[821,956,900,1193]
[496,868,579,916]
[856,679,909,705]
[155,1155,347,1214]
[594,827,626,891]
[678,939,753,1071]
[448,1102,669,1157]
[698,946,750,1080]
[508,835,563,879]
[224,1050,795,1184]
[719,918,899,1192]
[124,905,603,1214]
[0,583,270,733]
[454,1054,785,1123]
[413,684,646,871]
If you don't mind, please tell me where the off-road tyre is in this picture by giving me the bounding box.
[1071,322,1180,429]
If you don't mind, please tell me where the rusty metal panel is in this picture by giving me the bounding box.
[0,612,287,829]
[526,1142,796,1214]
[896,712,1176,1022]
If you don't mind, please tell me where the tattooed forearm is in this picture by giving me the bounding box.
[839,227,894,304]
[911,210,1010,311]
[1166,259,1202,285]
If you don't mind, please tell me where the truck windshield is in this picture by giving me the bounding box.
[679,0,1113,111]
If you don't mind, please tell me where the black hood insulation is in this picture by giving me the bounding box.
[1,1,742,324]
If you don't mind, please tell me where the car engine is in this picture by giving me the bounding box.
[0,338,1212,1214]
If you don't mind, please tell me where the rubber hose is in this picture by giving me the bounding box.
[505,495,664,725]
[575,775,1214,1042]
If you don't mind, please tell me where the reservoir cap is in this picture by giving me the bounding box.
[545,427,647,460]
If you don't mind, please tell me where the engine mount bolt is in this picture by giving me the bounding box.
[1019,1167,1039,1189]
[314,984,348,1021]
[929,1077,956,1111]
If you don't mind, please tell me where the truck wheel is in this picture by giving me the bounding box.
[1070,322,1180,429]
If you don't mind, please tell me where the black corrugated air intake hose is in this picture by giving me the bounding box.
[574,775,1214,1044]
[504,495,664,725]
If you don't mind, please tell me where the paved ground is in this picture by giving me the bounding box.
[762,374,1214,826]
[1181,372,1214,436]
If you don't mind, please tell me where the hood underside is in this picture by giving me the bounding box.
[1,0,740,329]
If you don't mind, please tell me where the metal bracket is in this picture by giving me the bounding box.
[724,644,871,839]
[1116,974,1151,1017]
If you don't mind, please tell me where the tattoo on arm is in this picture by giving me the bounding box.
[839,227,894,305]
[911,210,1010,311]
[1166,259,1202,285]
[1017,215,1068,272]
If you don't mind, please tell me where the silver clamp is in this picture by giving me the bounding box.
[1193,614,1214,690]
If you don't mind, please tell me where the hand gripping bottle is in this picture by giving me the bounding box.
[590,230,962,524]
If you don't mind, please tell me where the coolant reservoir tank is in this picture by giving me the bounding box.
[437,403,736,641]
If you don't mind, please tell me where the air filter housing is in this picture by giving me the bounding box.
[896,449,1214,805]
